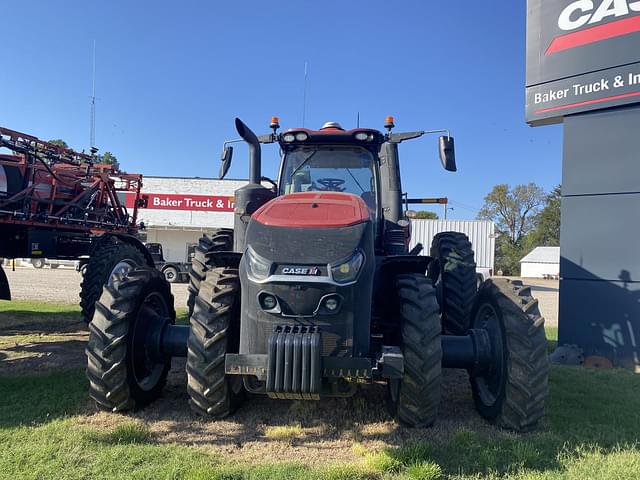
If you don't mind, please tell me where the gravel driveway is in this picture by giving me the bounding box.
[3,266,191,310]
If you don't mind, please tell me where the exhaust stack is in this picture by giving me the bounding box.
[232,118,276,252]
[235,118,261,185]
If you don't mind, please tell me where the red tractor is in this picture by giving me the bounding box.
[0,127,154,321]
[87,117,548,430]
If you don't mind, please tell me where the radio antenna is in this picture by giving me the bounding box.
[89,40,96,149]
[357,112,360,128]
[302,62,308,127]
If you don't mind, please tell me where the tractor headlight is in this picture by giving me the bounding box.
[245,247,272,281]
[330,251,364,284]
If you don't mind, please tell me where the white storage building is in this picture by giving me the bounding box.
[409,219,496,271]
[129,176,246,263]
[519,246,560,278]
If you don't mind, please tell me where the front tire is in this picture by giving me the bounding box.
[186,267,244,418]
[388,274,442,427]
[86,267,175,411]
[187,229,233,317]
[469,278,549,431]
[80,240,147,323]
[428,232,477,335]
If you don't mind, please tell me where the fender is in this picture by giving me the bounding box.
[379,255,431,277]
[90,234,155,268]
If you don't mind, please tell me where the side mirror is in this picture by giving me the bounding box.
[439,136,456,172]
[219,146,233,179]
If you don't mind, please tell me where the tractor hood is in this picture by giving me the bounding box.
[252,192,370,229]
[245,192,374,266]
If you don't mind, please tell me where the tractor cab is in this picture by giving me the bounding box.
[277,122,383,216]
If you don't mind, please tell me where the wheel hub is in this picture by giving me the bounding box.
[470,303,505,408]
[131,291,172,392]
[108,259,136,287]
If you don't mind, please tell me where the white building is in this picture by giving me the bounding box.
[519,246,560,278]
[128,176,247,263]
[409,220,495,272]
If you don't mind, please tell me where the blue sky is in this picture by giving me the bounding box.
[1,1,562,219]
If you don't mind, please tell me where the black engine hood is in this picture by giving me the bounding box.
[245,219,371,265]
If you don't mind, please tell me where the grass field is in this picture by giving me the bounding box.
[1,303,639,479]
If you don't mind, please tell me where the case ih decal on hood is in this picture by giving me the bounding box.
[281,266,321,276]
[526,0,640,125]
[548,0,640,54]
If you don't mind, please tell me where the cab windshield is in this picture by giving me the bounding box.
[279,146,378,212]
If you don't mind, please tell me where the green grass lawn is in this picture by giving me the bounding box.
[1,305,639,479]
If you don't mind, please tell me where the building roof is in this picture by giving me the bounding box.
[520,246,560,264]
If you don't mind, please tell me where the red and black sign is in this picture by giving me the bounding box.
[527,0,640,125]
[125,192,235,212]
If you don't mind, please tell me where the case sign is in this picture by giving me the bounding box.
[527,0,640,125]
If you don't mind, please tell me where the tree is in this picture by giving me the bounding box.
[413,210,439,219]
[478,183,545,275]
[48,139,69,149]
[98,151,121,170]
[100,151,117,165]
[530,185,561,246]
[478,183,545,245]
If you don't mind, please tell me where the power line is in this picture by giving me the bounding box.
[449,200,481,213]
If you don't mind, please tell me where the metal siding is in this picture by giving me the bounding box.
[409,220,495,269]
[521,262,559,279]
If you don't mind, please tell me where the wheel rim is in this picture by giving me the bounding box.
[108,259,136,287]
[131,291,170,391]
[471,303,505,407]
[164,269,176,281]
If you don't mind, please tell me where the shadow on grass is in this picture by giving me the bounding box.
[373,366,640,478]
[0,339,87,374]
[0,368,90,428]
[0,309,83,332]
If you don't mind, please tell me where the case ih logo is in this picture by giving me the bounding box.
[547,0,640,54]
[281,266,321,276]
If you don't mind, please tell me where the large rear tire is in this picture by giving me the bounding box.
[187,229,234,317]
[388,274,442,427]
[186,267,244,418]
[469,278,549,431]
[80,240,147,323]
[86,267,175,411]
[428,231,477,335]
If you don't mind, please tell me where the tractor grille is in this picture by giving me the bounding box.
[254,317,352,356]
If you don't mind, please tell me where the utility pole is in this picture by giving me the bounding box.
[444,206,454,219]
